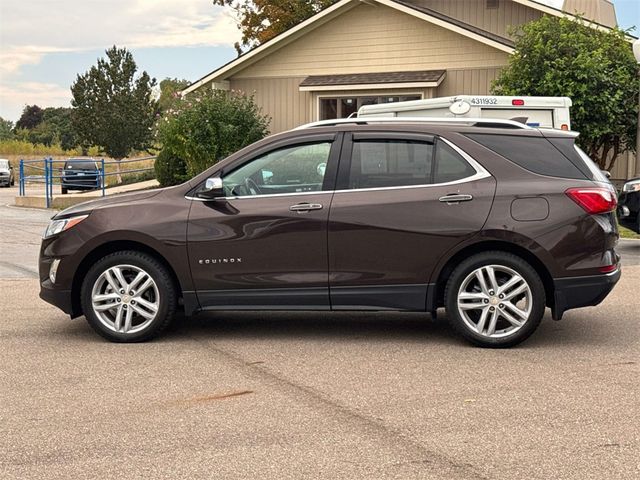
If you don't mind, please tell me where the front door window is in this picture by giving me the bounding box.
[223,142,331,197]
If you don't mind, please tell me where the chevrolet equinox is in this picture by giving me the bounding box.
[39,118,621,347]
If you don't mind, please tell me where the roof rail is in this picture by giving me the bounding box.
[294,117,532,130]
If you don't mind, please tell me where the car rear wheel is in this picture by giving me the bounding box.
[80,251,177,342]
[444,251,545,348]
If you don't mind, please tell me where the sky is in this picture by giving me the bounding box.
[0,0,638,123]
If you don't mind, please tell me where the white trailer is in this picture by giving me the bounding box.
[357,95,573,130]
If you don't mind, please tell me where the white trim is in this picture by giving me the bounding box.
[301,81,441,92]
[315,92,425,121]
[183,0,514,95]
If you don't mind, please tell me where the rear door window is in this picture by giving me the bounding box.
[348,140,433,189]
[434,142,477,184]
[344,135,478,190]
[465,134,587,179]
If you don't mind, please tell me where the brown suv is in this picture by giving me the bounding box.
[39,118,620,347]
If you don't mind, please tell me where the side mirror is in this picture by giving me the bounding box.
[197,176,224,200]
[601,170,611,179]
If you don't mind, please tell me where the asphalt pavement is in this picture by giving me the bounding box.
[1,185,639,479]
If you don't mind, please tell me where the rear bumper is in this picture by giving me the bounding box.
[552,268,621,320]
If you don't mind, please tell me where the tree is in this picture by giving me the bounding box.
[22,108,79,149]
[213,0,337,52]
[15,105,44,130]
[71,46,157,180]
[41,107,79,151]
[158,78,190,113]
[156,89,270,183]
[492,16,639,170]
[0,117,14,141]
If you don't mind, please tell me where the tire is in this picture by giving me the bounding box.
[80,250,177,342]
[444,251,545,348]
[61,187,68,195]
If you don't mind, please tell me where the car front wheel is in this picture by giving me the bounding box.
[80,251,177,342]
[445,251,545,348]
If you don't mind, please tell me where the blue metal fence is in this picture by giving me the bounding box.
[19,156,156,208]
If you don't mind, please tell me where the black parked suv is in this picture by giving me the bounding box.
[617,177,640,233]
[39,118,620,347]
[61,159,101,194]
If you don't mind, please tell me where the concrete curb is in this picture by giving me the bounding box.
[14,180,159,209]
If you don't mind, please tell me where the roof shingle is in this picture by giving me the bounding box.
[300,69,446,87]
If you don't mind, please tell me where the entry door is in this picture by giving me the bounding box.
[328,132,496,311]
[188,137,340,310]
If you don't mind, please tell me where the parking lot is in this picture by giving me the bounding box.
[1,184,638,480]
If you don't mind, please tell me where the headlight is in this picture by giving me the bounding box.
[44,214,88,239]
[622,179,640,193]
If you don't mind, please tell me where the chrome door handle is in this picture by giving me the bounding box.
[438,194,473,204]
[289,203,323,212]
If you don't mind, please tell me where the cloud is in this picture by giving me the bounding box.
[0,0,240,74]
[0,81,72,120]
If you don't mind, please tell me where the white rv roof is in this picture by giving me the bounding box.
[359,95,573,115]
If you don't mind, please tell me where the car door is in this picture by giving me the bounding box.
[187,133,341,310]
[327,131,496,311]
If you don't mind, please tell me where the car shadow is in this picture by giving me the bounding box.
[57,309,629,349]
[165,310,463,346]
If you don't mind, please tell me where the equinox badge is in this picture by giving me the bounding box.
[198,258,242,265]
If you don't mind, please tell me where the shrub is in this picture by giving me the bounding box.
[155,149,189,187]
[157,89,270,177]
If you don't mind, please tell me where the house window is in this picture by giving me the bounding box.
[486,0,499,9]
[319,95,421,120]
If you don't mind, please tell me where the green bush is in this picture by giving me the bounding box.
[155,149,189,187]
[157,89,270,178]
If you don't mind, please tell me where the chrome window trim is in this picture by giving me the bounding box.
[185,137,490,201]
[185,190,333,202]
[332,173,490,194]
[333,136,490,194]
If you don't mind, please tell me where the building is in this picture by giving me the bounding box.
[184,0,636,179]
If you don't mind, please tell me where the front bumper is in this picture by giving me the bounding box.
[552,268,621,320]
[39,278,74,315]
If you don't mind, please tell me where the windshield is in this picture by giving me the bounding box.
[65,160,96,170]
[0,160,9,169]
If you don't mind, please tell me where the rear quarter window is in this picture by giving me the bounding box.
[465,134,587,180]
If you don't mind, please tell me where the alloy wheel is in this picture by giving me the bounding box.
[91,264,160,334]
[456,264,533,339]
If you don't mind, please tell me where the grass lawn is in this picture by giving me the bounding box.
[619,225,640,239]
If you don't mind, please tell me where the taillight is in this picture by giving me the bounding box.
[565,187,617,214]
[512,99,525,106]
[599,264,617,274]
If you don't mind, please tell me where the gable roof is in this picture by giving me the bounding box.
[182,0,515,95]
